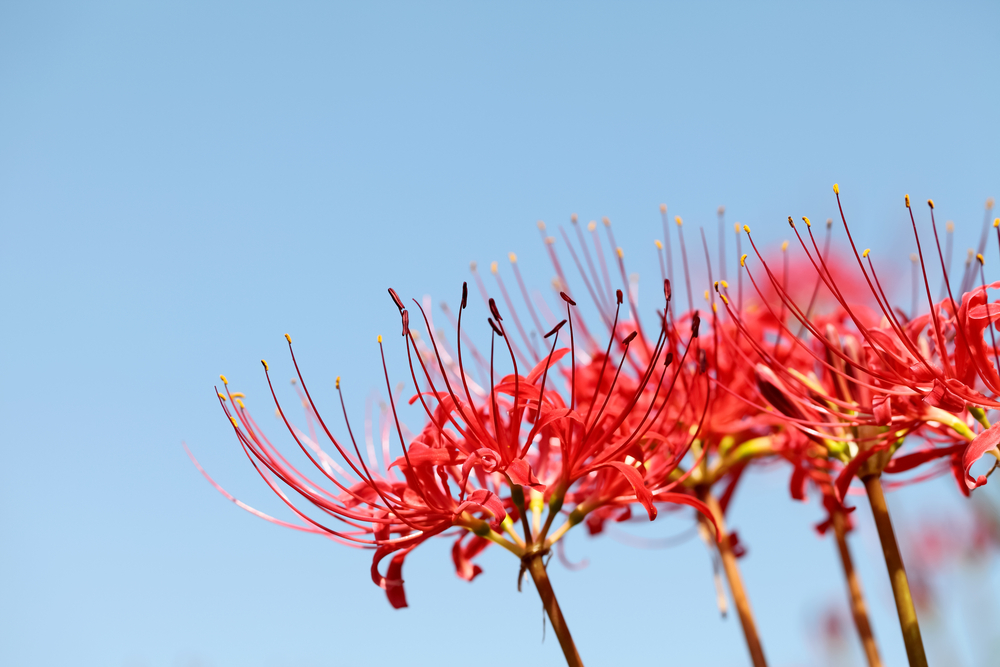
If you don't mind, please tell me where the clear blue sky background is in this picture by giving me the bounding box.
[2,2,999,666]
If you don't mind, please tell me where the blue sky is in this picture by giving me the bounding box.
[2,2,999,666]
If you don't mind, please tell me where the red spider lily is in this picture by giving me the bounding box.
[719,192,1000,501]
[191,264,718,614]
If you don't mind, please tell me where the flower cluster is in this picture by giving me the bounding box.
[191,187,1000,667]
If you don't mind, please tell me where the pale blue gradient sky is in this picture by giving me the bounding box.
[2,2,999,666]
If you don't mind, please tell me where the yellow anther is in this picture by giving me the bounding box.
[988,198,995,209]
[833,183,839,195]
[231,392,245,398]
[336,376,341,389]
[659,203,667,213]
[905,194,911,207]
[655,239,663,249]
[261,359,269,371]
[538,220,547,230]
[803,216,811,227]
[721,280,729,289]
[588,221,596,231]
[217,393,227,401]
[781,241,789,252]
[978,253,985,265]
[733,223,740,233]
[490,261,498,274]
[910,253,918,263]
[602,217,611,227]
[740,253,748,267]
[718,205,725,215]
[220,374,228,385]
[377,335,383,344]
[569,214,577,224]
[508,252,517,264]
[237,399,245,409]
[787,216,794,227]
[720,293,729,305]
[616,247,624,258]
[743,224,751,233]
[862,248,871,258]
[714,281,719,291]
[712,302,718,313]
[994,218,999,229]
[704,289,710,301]
[947,221,955,232]
[927,198,935,209]
[230,416,239,428]
[675,216,683,226]
[284,333,292,344]
[545,236,555,244]
[826,218,832,227]
[470,261,477,271]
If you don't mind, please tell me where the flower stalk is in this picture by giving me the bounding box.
[526,552,584,667]
[697,487,768,667]
[831,510,882,667]
[862,474,927,667]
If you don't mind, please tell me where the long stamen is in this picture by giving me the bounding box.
[718,205,728,282]
[676,216,695,313]
[735,223,744,311]
[659,204,676,290]
[977,255,1000,378]
[584,290,624,426]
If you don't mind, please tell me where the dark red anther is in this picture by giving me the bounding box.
[488,297,503,321]
[388,288,405,312]
[663,279,671,303]
[664,351,674,367]
[544,319,567,338]
[698,348,707,373]
[488,317,504,337]
[622,331,637,346]
[616,289,623,305]
[400,309,410,337]
[559,291,577,306]
[691,312,701,338]
[461,281,468,309]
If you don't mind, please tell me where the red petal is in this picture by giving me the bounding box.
[884,444,965,474]
[506,458,544,490]
[963,421,1000,490]
[596,461,657,520]
[371,545,414,609]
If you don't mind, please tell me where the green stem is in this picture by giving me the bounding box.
[527,553,584,667]
[862,474,927,667]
